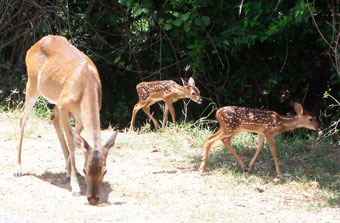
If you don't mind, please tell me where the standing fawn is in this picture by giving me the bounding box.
[129,77,202,130]
[200,102,321,177]
[15,35,118,205]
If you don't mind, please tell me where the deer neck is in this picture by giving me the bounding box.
[173,84,187,98]
[279,114,300,133]
[80,83,102,150]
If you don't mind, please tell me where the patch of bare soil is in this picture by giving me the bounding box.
[0,112,339,223]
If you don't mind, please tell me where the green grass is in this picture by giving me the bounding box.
[1,88,52,120]
[149,120,340,208]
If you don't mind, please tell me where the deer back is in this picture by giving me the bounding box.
[136,80,175,102]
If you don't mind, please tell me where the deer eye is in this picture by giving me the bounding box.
[308,118,313,122]
[83,168,87,175]
[103,169,107,176]
[191,91,196,95]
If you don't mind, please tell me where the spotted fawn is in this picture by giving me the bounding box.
[200,102,321,177]
[130,77,202,130]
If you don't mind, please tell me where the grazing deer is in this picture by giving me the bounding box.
[129,77,202,130]
[14,35,118,205]
[200,102,321,177]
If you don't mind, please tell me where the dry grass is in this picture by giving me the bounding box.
[0,112,339,222]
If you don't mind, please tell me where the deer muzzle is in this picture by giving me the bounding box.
[88,196,100,205]
[86,177,102,205]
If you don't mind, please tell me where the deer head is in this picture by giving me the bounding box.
[181,77,203,104]
[293,102,321,131]
[75,131,118,205]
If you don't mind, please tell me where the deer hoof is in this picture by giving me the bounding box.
[199,167,207,175]
[13,171,22,177]
[72,190,81,197]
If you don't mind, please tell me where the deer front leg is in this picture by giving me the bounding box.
[59,108,81,196]
[164,99,176,127]
[265,134,282,177]
[74,120,83,135]
[162,104,169,128]
[221,136,246,171]
[248,134,265,172]
[51,107,71,178]
[200,129,226,173]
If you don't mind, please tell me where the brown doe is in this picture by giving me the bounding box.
[200,102,321,177]
[14,35,118,205]
[129,77,202,130]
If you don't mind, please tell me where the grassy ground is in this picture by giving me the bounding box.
[143,121,340,209]
[0,111,339,222]
[123,116,340,210]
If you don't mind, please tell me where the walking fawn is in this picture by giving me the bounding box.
[129,77,202,130]
[200,102,321,177]
[15,35,118,205]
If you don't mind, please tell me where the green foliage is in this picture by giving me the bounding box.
[0,0,339,129]
[32,97,52,119]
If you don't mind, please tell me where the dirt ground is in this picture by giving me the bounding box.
[0,112,339,223]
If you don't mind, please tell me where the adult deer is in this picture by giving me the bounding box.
[200,102,321,177]
[129,77,202,130]
[14,35,118,205]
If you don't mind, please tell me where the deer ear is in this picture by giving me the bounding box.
[294,102,303,116]
[181,78,188,86]
[102,131,118,152]
[188,77,195,86]
[74,133,91,151]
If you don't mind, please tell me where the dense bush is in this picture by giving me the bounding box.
[0,0,339,129]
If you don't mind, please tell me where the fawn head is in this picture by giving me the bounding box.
[294,102,321,131]
[75,131,118,205]
[181,77,203,104]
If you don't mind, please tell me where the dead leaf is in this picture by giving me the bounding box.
[152,170,177,174]
[302,191,313,198]
[255,184,269,193]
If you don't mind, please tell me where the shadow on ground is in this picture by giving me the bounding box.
[27,171,113,204]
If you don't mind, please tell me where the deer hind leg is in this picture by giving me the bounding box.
[129,102,143,131]
[142,105,160,129]
[200,129,231,173]
[221,135,246,171]
[248,134,265,173]
[162,104,169,128]
[265,134,282,177]
[14,80,39,177]
[58,106,81,196]
[164,99,176,127]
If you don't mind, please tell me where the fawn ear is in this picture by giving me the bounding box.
[294,102,304,116]
[74,133,91,151]
[188,77,195,86]
[181,78,188,86]
[102,131,118,153]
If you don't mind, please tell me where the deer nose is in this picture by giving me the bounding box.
[88,196,99,205]
[197,98,203,104]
